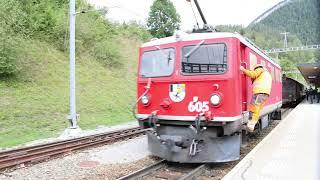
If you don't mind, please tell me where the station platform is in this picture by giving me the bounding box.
[223,100,320,180]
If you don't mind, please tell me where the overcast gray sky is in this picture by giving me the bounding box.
[87,0,282,30]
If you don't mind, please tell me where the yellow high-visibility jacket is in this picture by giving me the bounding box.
[243,68,272,95]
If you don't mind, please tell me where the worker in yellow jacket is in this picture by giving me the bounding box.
[240,64,272,132]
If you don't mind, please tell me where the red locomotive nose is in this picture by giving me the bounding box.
[160,98,171,109]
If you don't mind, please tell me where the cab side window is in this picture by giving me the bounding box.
[181,43,227,74]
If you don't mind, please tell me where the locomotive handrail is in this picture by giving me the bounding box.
[132,78,152,120]
[241,61,248,107]
[240,61,247,68]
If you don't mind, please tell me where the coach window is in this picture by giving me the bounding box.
[140,48,175,78]
[181,43,227,74]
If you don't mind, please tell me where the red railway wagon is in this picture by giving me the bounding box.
[135,32,282,163]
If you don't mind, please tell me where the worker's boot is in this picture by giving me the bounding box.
[246,120,256,132]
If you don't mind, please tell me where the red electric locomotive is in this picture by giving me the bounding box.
[135,1,282,163]
[135,32,282,163]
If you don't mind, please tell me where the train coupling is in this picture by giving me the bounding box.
[148,110,159,129]
[189,139,201,156]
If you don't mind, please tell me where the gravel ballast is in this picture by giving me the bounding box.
[0,135,153,180]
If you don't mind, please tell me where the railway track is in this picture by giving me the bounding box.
[0,127,149,171]
[117,160,207,180]
[281,108,292,119]
[117,108,293,180]
[0,108,293,178]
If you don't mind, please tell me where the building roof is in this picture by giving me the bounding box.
[297,62,320,87]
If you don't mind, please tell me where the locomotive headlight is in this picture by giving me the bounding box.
[141,95,150,105]
[210,94,221,106]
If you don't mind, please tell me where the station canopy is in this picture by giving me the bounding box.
[297,62,320,87]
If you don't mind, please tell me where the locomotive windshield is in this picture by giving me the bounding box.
[181,43,227,74]
[140,48,175,77]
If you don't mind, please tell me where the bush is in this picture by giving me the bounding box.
[20,0,67,46]
[0,32,19,76]
[0,0,29,36]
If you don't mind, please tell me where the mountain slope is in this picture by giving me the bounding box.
[256,0,320,44]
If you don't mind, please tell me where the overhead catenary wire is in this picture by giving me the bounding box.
[105,2,145,18]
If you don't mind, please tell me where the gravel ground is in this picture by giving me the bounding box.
[0,135,153,180]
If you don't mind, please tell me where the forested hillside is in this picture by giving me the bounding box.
[216,0,319,82]
[251,0,320,81]
[256,0,320,45]
[0,0,150,147]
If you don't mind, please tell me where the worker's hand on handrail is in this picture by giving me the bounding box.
[240,66,245,71]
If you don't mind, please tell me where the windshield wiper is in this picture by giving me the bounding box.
[155,45,173,65]
[167,50,172,65]
[184,40,205,58]
[155,45,167,58]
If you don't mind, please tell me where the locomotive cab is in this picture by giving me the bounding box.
[135,32,282,163]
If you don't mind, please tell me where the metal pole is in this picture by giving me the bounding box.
[69,0,77,128]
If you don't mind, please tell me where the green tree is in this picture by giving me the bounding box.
[147,0,181,38]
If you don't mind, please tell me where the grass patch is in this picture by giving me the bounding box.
[0,37,141,147]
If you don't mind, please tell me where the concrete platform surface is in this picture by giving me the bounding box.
[223,101,320,180]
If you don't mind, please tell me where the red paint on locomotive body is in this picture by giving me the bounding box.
[136,32,282,124]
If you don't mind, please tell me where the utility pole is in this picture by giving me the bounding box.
[67,3,108,130]
[280,32,289,48]
[69,0,78,128]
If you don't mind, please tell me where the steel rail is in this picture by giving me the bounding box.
[117,160,166,180]
[0,127,148,170]
[118,160,207,180]
[179,164,207,180]
[281,108,292,117]
[0,127,141,158]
